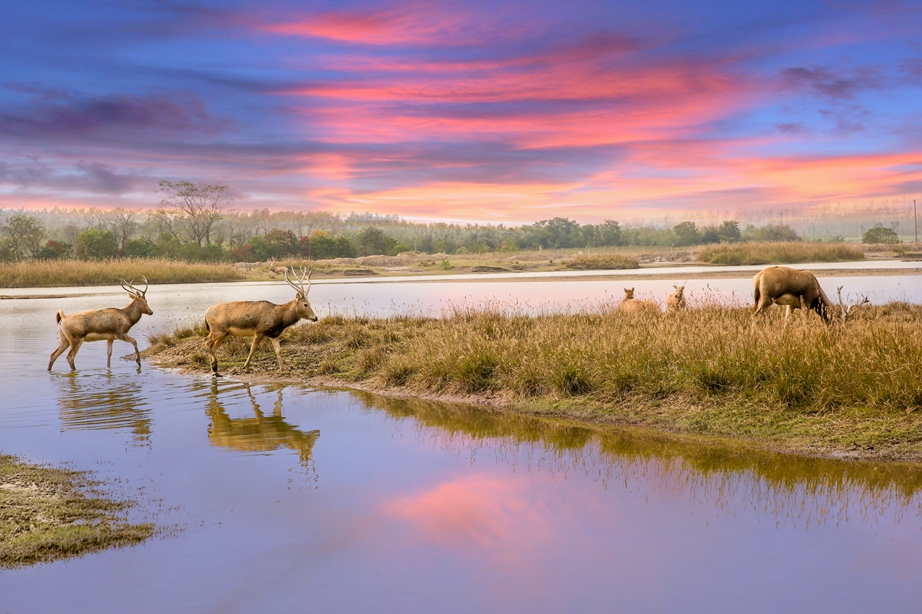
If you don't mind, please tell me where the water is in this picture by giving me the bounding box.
[2,270,922,613]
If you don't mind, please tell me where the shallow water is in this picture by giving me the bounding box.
[2,273,922,613]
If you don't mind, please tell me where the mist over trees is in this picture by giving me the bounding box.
[0,183,915,263]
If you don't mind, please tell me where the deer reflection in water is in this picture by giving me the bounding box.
[57,374,151,445]
[204,380,320,473]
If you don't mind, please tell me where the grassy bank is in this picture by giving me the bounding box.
[146,300,922,461]
[0,258,244,288]
[697,241,865,265]
[0,454,154,568]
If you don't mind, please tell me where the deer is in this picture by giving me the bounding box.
[619,287,660,314]
[666,283,687,312]
[267,259,289,276]
[204,267,318,376]
[48,278,152,371]
[751,266,837,327]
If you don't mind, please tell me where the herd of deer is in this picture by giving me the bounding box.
[47,265,870,374]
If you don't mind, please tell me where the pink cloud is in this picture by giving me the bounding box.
[381,473,552,551]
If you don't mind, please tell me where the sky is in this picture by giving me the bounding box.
[1,0,921,224]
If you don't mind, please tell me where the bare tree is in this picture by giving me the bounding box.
[158,180,232,246]
[108,208,139,249]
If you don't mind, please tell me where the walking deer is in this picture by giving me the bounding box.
[204,267,318,376]
[48,278,152,371]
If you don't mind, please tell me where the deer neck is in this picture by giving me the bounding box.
[123,297,144,325]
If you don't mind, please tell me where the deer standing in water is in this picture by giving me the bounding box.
[48,278,152,371]
[204,268,318,376]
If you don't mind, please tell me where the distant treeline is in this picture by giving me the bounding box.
[1,183,865,263]
[0,208,824,264]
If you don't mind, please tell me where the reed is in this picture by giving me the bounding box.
[148,300,922,459]
[0,258,244,288]
[564,254,639,270]
[697,242,865,265]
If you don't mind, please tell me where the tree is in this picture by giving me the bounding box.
[356,226,391,256]
[862,226,901,244]
[672,221,699,246]
[717,220,741,243]
[265,228,299,258]
[158,180,232,247]
[35,240,71,260]
[1,211,46,258]
[76,229,118,259]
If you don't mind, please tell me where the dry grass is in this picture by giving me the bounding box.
[564,254,639,270]
[697,242,865,265]
[147,299,922,460]
[0,454,154,568]
[0,258,244,288]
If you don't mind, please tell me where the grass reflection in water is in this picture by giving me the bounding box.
[356,391,922,529]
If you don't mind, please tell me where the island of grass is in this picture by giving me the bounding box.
[0,454,154,568]
[146,299,922,462]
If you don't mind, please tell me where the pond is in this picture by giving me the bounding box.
[2,270,922,613]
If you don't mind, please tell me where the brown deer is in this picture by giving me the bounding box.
[619,287,660,314]
[666,283,686,312]
[48,278,152,371]
[752,266,835,325]
[267,259,289,276]
[204,267,318,376]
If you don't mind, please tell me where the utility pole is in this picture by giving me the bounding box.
[915,199,918,244]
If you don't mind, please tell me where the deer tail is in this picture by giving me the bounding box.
[55,310,65,325]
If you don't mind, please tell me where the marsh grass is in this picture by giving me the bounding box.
[0,258,244,288]
[148,300,922,458]
[0,454,154,568]
[697,242,865,265]
[564,254,640,270]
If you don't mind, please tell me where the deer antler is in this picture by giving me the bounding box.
[836,285,869,323]
[284,267,313,297]
[121,276,149,297]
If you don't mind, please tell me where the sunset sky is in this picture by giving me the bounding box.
[2,0,921,223]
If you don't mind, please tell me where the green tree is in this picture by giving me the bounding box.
[76,229,118,259]
[717,220,741,243]
[1,212,46,258]
[123,237,156,258]
[35,240,71,260]
[265,228,299,258]
[862,226,901,244]
[356,226,391,256]
[672,221,699,246]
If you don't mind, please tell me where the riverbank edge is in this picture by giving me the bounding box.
[145,346,922,465]
[0,454,156,569]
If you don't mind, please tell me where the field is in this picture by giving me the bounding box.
[146,298,922,461]
[0,258,244,288]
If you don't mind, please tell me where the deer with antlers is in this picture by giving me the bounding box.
[48,278,152,371]
[752,266,869,327]
[204,267,318,376]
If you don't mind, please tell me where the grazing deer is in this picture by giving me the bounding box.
[619,287,660,314]
[48,278,152,371]
[752,266,836,325]
[204,267,318,376]
[666,283,687,312]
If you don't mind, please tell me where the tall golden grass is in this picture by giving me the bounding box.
[697,242,865,265]
[149,299,922,457]
[0,258,244,288]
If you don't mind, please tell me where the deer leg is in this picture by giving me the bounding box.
[48,335,71,371]
[205,331,227,376]
[66,338,85,371]
[106,339,114,368]
[117,334,141,367]
[270,337,283,369]
[243,334,264,371]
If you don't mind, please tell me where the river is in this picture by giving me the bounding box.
[2,266,922,613]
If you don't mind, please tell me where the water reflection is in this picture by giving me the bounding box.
[200,380,320,474]
[357,392,922,528]
[57,374,152,445]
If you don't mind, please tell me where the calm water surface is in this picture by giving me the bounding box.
[2,271,922,613]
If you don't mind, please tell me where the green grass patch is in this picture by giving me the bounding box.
[0,454,154,568]
[564,254,640,270]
